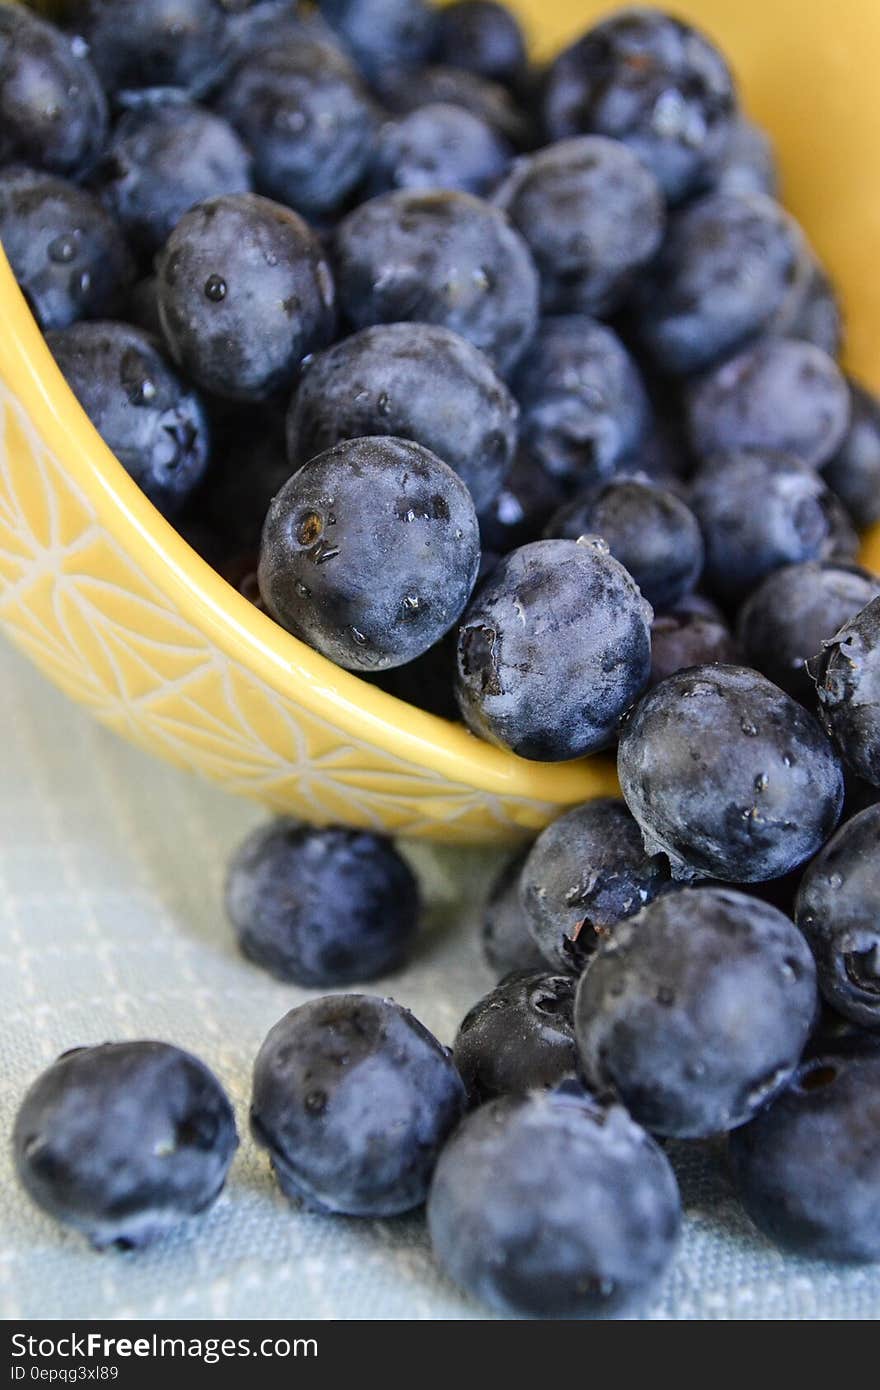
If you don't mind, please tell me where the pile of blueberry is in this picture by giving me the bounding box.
[6,0,880,1320]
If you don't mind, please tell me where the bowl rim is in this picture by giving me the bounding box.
[0,246,618,804]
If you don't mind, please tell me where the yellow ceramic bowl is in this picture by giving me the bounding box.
[1,1,879,843]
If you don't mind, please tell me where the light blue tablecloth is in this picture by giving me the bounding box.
[1,637,878,1320]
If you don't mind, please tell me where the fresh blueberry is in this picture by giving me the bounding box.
[729,1038,880,1262]
[331,189,539,376]
[541,9,737,203]
[427,1086,681,1318]
[13,1041,238,1249]
[618,664,844,882]
[0,165,133,331]
[455,537,653,760]
[477,448,567,554]
[481,847,546,977]
[520,798,672,972]
[368,102,511,197]
[156,193,336,401]
[316,0,433,83]
[258,436,480,671]
[250,995,466,1216]
[822,378,880,529]
[47,321,209,517]
[218,1,337,68]
[775,255,844,359]
[575,887,818,1137]
[97,101,252,258]
[225,819,419,986]
[431,1,527,91]
[633,192,806,376]
[375,62,531,148]
[689,449,848,607]
[216,37,376,219]
[649,596,741,687]
[66,0,228,98]
[512,315,651,490]
[194,397,291,556]
[686,339,850,471]
[0,4,108,179]
[711,115,777,198]
[545,476,703,611]
[494,136,665,317]
[453,969,576,1103]
[813,596,880,787]
[286,323,518,513]
[737,562,880,706]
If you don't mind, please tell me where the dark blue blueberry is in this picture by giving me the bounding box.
[822,378,880,529]
[686,339,850,471]
[545,476,703,611]
[0,165,133,331]
[649,595,740,687]
[430,1,527,91]
[0,4,108,178]
[813,596,880,787]
[97,101,252,257]
[368,101,510,197]
[795,806,880,1028]
[316,0,432,83]
[375,62,531,148]
[455,537,653,760]
[775,254,844,358]
[47,321,210,518]
[618,664,844,882]
[453,969,576,1103]
[575,887,818,1137]
[512,315,651,490]
[689,449,848,607]
[541,9,737,203]
[729,1038,880,1262]
[258,436,480,671]
[13,1041,238,1249]
[477,449,567,554]
[737,562,880,706]
[371,630,460,720]
[520,798,672,972]
[332,189,539,376]
[481,847,546,977]
[194,397,291,555]
[495,136,664,317]
[225,819,419,986]
[217,37,376,219]
[633,192,806,376]
[711,115,777,198]
[66,0,228,98]
[251,995,466,1215]
[286,323,518,513]
[156,193,336,401]
[427,1086,681,1318]
[218,1,332,68]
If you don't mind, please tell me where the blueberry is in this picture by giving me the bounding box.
[737,562,880,706]
[686,339,850,471]
[633,192,806,376]
[250,995,465,1216]
[431,1,527,91]
[775,255,844,359]
[156,193,336,401]
[481,847,546,977]
[813,596,880,787]
[331,189,538,376]
[66,0,227,98]
[541,9,737,203]
[454,969,576,1103]
[368,102,510,197]
[286,323,518,513]
[575,887,818,1137]
[495,136,665,317]
[376,62,531,148]
[0,166,133,331]
[649,598,741,687]
[729,1038,880,1261]
[711,115,778,198]
[545,476,703,611]
[97,101,252,257]
[316,0,433,83]
[512,316,650,490]
[427,1086,681,1318]
[13,1041,238,1249]
[822,378,880,529]
[689,449,847,607]
[258,436,480,671]
[371,630,460,721]
[217,37,376,219]
[225,819,418,986]
[618,664,844,882]
[195,398,292,555]
[477,448,567,555]
[47,321,209,517]
[218,2,337,67]
[455,538,652,760]
[520,798,672,972]
[0,4,108,178]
